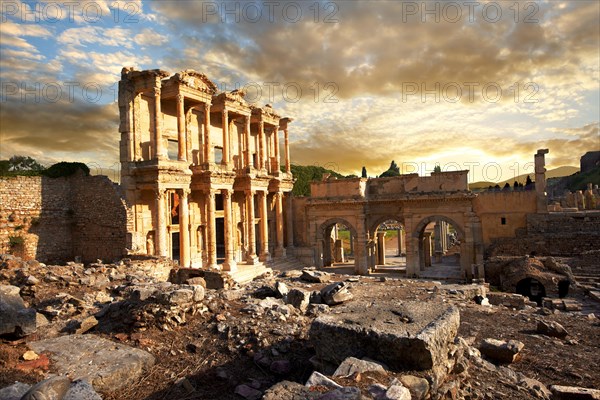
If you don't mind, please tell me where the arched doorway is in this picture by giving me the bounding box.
[316,218,359,270]
[413,215,465,280]
[369,218,406,273]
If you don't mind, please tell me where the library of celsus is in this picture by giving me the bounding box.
[118,68,294,271]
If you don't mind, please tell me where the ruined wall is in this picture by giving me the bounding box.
[473,191,537,246]
[488,211,600,257]
[0,174,129,264]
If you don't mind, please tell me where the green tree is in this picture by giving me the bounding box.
[380,160,400,177]
[361,166,367,178]
[433,165,442,173]
[7,155,44,172]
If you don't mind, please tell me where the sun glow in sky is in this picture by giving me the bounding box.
[1,0,599,182]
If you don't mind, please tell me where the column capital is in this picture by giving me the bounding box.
[180,188,191,197]
[154,87,161,96]
[155,188,166,199]
[176,93,184,103]
[245,189,256,196]
[221,188,232,198]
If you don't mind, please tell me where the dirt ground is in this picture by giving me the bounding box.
[1,267,599,400]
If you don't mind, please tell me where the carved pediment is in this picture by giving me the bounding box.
[173,70,218,95]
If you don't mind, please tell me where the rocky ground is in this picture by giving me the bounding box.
[1,254,599,400]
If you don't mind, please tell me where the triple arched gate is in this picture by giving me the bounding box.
[309,200,485,279]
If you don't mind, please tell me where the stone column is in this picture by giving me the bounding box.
[155,189,167,257]
[222,189,237,272]
[176,94,186,161]
[423,232,432,268]
[206,190,218,269]
[274,192,285,257]
[258,190,270,261]
[222,108,229,167]
[286,194,294,249]
[245,190,258,264]
[244,116,252,169]
[258,121,265,170]
[376,231,386,265]
[179,189,190,268]
[273,127,280,172]
[535,149,549,214]
[153,87,166,160]
[203,103,213,164]
[284,127,291,173]
[397,227,403,256]
[433,222,443,263]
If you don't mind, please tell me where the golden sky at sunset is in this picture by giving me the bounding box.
[1,1,599,182]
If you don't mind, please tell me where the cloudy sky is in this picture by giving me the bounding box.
[1,0,599,182]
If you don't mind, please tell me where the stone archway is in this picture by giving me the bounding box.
[368,216,406,269]
[316,218,359,269]
[412,215,466,278]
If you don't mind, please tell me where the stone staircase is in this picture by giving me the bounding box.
[228,262,271,285]
[265,255,308,273]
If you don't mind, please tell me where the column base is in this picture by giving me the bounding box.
[206,263,220,271]
[222,259,237,272]
[274,247,286,257]
[259,252,271,262]
[246,254,259,265]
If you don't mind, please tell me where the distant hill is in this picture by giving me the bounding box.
[469,166,580,190]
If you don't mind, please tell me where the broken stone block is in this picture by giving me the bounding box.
[310,300,460,371]
[270,359,291,375]
[20,376,71,400]
[186,277,206,287]
[263,381,319,400]
[305,371,342,389]
[0,381,31,400]
[537,320,569,338]
[301,270,331,283]
[385,383,412,400]
[550,385,600,400]
[0,284,37,336]
[275,281,289,297]
[159,289,194,305]
[74,316,98,334]
[479,338,524,364]
[29,334,155,392]
[286,289,310,312]
[234,384,262,400]
[399,375,430,400]
[321,281,353,305]
[333,357,387,377]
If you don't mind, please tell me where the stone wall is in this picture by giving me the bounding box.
[0,174,130,264]
[488,211,600,257]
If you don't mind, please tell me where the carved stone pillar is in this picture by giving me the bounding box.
[273,127,280,172]
[274,192,285,257]
[153,87,166,159]
[535,149,549,214]
[203,103,213,164]
[206,190,218,269]
[434,222,443,263]
[179,189,190,267]
[423,232,432,268]
[222,189,237,272]
[176,94,186,161]
[244,116,252,169]
[376,231,386,265]
[397,227,404,256]
[258,190,270,261]
[258,121,265,170]
[222,108,229,167]
[284,127,290,173]
[286,194,294,249]
[245,190,258,264]
[155,189,167,257]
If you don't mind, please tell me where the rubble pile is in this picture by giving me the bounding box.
[1,254,599,400]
